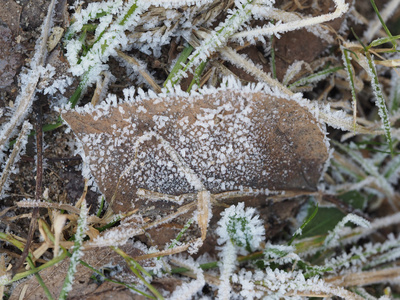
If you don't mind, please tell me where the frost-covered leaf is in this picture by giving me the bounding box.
[62,83,329,213]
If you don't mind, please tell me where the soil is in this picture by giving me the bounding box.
[0,0,399,299]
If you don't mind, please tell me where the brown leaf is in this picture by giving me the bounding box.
[62,85,329,214]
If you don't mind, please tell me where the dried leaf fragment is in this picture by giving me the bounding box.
[62,84,329,213]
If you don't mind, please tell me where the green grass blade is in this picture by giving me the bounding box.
[164,45,194,88]
[288,202,318,245]
[368,34,400,49]
[26,257,54,300]
[165,218,194,255]
[187,60,208,92]
[369,0,396,49]
[169,0,254,87]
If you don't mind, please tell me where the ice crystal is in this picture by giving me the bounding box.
[234,267,359,299]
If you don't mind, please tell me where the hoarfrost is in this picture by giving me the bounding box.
[60,77,333,297]
[324,214,370,248]
[62,79,329,213]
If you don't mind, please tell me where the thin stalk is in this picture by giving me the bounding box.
[342,48,358,131]
[26,257,54,300]
[270,33,277,79]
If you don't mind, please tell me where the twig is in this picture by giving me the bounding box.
[16,200,80,215]
[116,50,162,93]
[0,122,32,197]
[12,99,43,275]
[0,0,56,152]
[326,266,400,287]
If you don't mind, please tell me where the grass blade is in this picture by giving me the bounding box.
[59,200,88,300]
[341,48,358,131]
[365,53,394,155]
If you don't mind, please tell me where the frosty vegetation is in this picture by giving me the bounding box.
[1,0,400,299]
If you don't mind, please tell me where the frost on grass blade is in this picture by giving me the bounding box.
[234,267,362,299]
[59,200,88,300]
[324,213,370,248]
[168,0,259,86]
[66,0,150,87]
[232,0,349,40]
[216,202,265,254]
[365,54,393,154]
[62,82,330,214]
